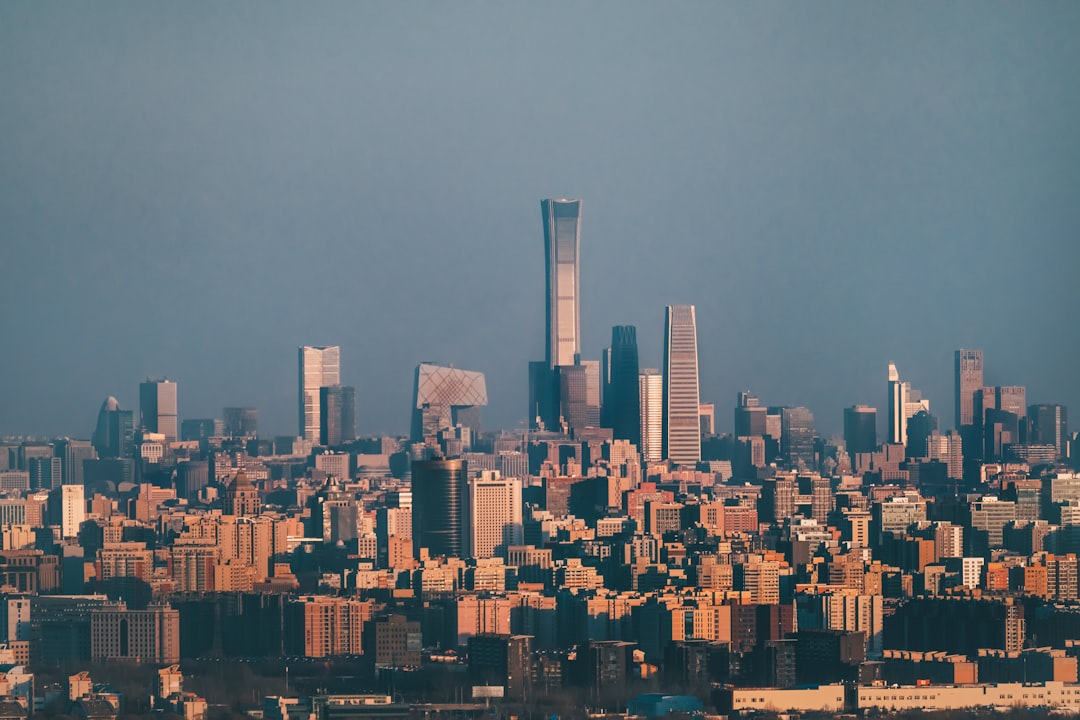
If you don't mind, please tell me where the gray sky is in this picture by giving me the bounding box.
[2,2,1078,439]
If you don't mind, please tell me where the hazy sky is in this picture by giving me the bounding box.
[2,2,1078,440]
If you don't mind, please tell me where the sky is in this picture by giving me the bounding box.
[1,2,1078,440]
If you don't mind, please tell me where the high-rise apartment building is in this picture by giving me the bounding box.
[605,326,641,445]
[412,458,468,559]
[299,346,341,443]
[844,405,877,456]
[90,602,179,663]
[60,484,85,539]
[955,349,984,457]
[639,369,663,464]
[468,472,523,559]
[530,199,582,430]
[320,385,357,447]
[662,305,701,466]
[139,379,178,443]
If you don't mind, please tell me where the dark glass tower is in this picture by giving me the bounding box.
[606,326,641,445]
[320,385,357,447]
[411,458,468,559]
[843,405,877,456]
[92,396,133,459]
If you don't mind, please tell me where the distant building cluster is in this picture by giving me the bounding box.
[1,199,1078,716]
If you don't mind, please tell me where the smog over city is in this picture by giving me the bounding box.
[0,3,1078,719]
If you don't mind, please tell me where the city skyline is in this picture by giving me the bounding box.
[1,3,1077,438]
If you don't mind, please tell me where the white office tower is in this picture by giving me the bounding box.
[468,471,523,559]
[299,346,341,443]
[662,305,701,466]
[639,369,663,464]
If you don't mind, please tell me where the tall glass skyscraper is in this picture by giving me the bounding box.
[530,198,582,430]
[662,305,701,466]
[299,346,341,443]
[543,199,581,368]
[606,325,641,445]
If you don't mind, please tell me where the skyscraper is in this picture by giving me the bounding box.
[543,199,581,369]
[780,406,816,469]
[139,379,178,443]
[887,363,907,446]
[1030,404,1068,459]
[411,363,488,443]
[92,397,133,459]
[955,349,983,457]
[662,305,701,466]
[299,346,341,443]
[639,369,663,464]
[530,198,582,430]
[223,407,258,438]
[320,385,357,447]
[604,326,641,445]
[844,405,877,456]
[412,458,468,559]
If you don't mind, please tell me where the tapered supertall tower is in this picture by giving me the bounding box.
[662,305,701,466]
[530,198,582,430]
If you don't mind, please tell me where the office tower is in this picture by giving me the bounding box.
[530,198,583,430]
[955,349,984,456]
[995,386,1027,418]
[735,391,767,438]
[558,357,600,436]
[60,484,85,538]
[411,458,468,559]
[699,404,715,436]
[411,363,488,443]
[639,369,663,464]
[468,472,523,559]
[1030,404,1068,459]
[605,326,641,445]
[92,397,133,459]
[139,379,178,443]
[298,346,341,444]
[542,199,582,368]
[55,439,95,487]
[780,407,816,469]
[223,407,258,438]
[28,456,62,491]
[180,418,220,442]
[906,410,938,459]
[662,305,701,466]
[320,385,357,447]
[844,406,877,456]
[887,364,907,445]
